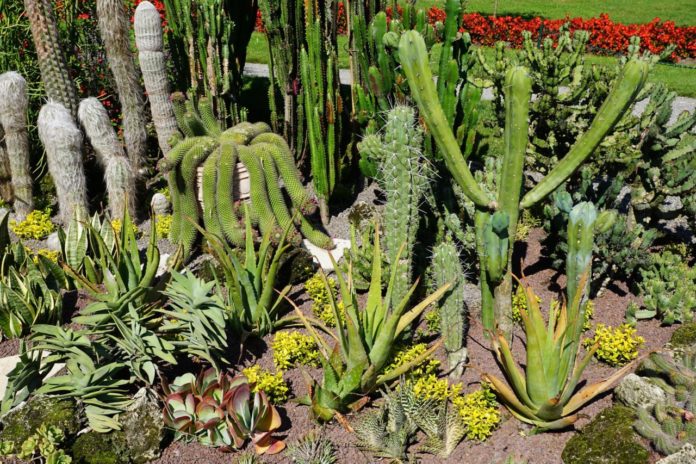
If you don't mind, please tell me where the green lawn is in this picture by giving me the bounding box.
[415,0,696,26]
[246,32,696,97]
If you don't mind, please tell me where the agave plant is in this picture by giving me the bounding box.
[295,226,450,421]
[163,369,285,454]
[482,273,635,431]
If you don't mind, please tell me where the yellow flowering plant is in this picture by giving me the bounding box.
[583,324,644,366]
[10,209,55,240]
[242,366,289,404]
[272,331,320,370]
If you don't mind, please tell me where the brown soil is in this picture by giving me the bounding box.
[152,228,678,464]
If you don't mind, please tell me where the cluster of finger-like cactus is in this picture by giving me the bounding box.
[162,95,333,259]
[632,352,696,455]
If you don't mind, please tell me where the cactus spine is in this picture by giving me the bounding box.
[38,102,88,223]
[431,237,468,379]
[359,105,427,305]
[96,0,148,172]
[399,30,649,337]
[0,72,33,219]
[78,98,136,219]
[23,0,78,118]
[134,1,180,155]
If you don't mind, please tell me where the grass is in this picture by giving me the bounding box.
[415,0,696,26]
[246,32,696,97]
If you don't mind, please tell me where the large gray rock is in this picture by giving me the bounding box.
[44,231,61,251]
[121,387,164,463]
[150,192,170,215]
[614,373,667,410]
[657,443,696,464]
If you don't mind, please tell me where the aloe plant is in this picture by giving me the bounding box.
[294,225,450,421]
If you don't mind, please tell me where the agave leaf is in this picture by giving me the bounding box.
[561,361,636,416]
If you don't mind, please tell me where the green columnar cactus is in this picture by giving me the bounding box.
[162,0,257,124]
[201,147,223,239]
[22,0,78,118]
[134,1,180,155]
[399,30,649,336]
[96,0,148,172]
[358,105,427,306]
[78,98,136,219]
[637,251,696,325]
[430,237,468,379]
[0,133,11,203]
[0,72,33,219]
[237,144,278,240]
[565,202,597,308]
[37,102,88,223]
[215,139,245,246]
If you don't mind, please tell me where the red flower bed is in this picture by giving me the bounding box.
[255,4,695,62]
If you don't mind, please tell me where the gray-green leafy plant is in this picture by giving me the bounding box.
[637,251,696,325]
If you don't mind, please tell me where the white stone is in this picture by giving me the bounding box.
[150,193,171,215]
[657,443,696,464]
[156,253,170,277]
[0,354,64,399]
[44,231,62,251]
[302,238,351,271]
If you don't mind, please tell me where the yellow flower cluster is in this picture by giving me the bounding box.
[452,385,501,441]
[511,285,541,323]
[271,331,320,370]
[386,343,440,379]
[110,218,139,236]
[304,273,345,326]
[411,374,461,401]
[31,248,60,264]
[154,214,173,239]
[242,365,289,404]
[10,209,55,240]
[584,323,644,366]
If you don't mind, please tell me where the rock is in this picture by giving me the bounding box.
[0,396,80,449]
[121,388,163,463]
[658,196,683,214]
[70,389,163,464]
[657,443,696,464]
[150,193,170,215]
[0,207,9,221]
[44,231,61,251]
[156,253,170,277]
[614,373,667,410]
[71,430,129,464]
[562,405,650,464]
[302,238,351,272]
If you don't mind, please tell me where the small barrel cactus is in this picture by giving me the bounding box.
[37,101,88,223]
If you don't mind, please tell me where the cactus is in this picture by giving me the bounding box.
[0,72,33,219]
[430,237,468,379]
[96,0,148,172]
[78,98,136,219]
[37,102,88,223]
[637,251,696,325]
[358,105,427,306]
[22,0,78,118]
[134,1,180,155]
[162,0,257,124]
[164,98,332,259]
[399,30,649,336]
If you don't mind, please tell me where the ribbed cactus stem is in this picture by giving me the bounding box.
[134,1,179,155]
[398,30,494,210]
[78,98,136,219]
[431,238,468,379]
[216,139,245,246]
[566,202,597,308]
[37,102,88,223]
[23,0,78,118]
[520,59,650,208]
[0,135,11,203]
[201,146,223,239]
[238,145,278,241]
[0,72,33,219]
[96,0,148,173]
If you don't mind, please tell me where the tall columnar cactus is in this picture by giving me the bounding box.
[38,102,88,223]
[430,237,468,379]
[22,0,78,118]
[0,133,11,203]
[78,98,136,219]
[163,0,257,124]
[358,105,427,305]
[96,0,148,172]
[134,1,180,155]
[398,30,649,337]
[163,98,332,259]
[0,72,33,219]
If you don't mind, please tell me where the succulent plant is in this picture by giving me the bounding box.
[163,369,285,454]
[637,251,696,325]
[286,429,337,464]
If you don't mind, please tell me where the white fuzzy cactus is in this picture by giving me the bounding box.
[134,1,179,155]
[78,97,136,218]
[0,71,34,219]
[38,101,88,223]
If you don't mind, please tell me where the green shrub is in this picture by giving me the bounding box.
[452,385,501,441]
[272,330,320,370]
[242,365,289,404]
[584,323,644,366]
